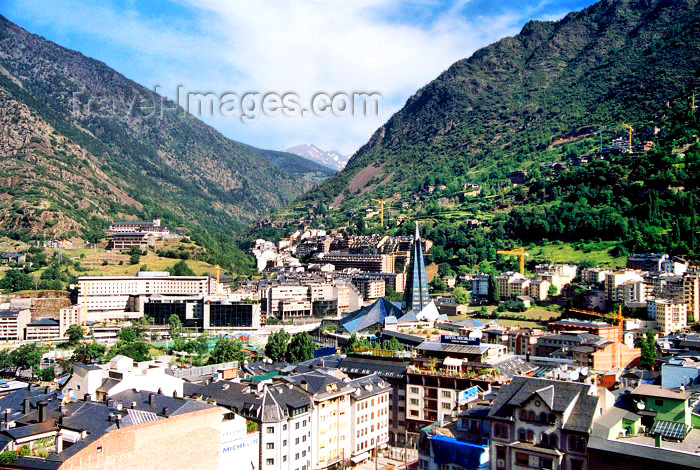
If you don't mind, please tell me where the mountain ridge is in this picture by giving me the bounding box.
[285,144,348,171]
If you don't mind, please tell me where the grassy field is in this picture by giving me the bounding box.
[526,241,625,268]
[451,306,561,330]
[63,248,219,276]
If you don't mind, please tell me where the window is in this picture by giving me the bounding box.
[267,427,274,434]
[570,460,584,470]
[540,458,553,469]
[526,430,534,443]
[96,446,103,454]
[568,436,586,452]
[266,459,274,466]
[283,424,288,431]
[519,410,527,420]
[410,387,419,394]
[540,433,549,446]
[410,410,419,416]
[515,453,529,466]
[296,422,300,429]
[302,450,306,457]
[283,440,287,446]
[528,411,535,421]
[267,443,274,449]
[441,390,451,398]
[493,423,509,439]
[518,430,526,442]
[295,453,299,460]
[549,435,558,448]
[295,438,299,445]
[442,403,451,409]
[655,399,663,407]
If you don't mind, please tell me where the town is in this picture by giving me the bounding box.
[0,216,698,469]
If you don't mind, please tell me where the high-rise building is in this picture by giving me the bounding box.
[403,224,430,313]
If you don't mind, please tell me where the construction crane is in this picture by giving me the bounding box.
[569,305,625,368]
[371,198,386,227]
[496,247,527,275]
[215,266,221,296]
[621,123,634,153]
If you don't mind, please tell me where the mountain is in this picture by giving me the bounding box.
[285,144,349,171]
[301,0,698,209]
[266,0,700,266]
[0,15,330,254]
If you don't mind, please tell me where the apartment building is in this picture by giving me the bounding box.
[471,274,490,301]
[185,380,314,470]
[683,270,699,321]
[529,279,552,301]
[488,377,606,470]
[0,308,31,340]
[316,253,395,273]
[581,268,612,284]
[0,386,222,470]
[107,218,171,252]
[497,272,529,301]
[353,278,386,300]
[76,272,212,318]
[24,318,60,341]
[572,341,641,370]
[535,264,578,289]
[605,270,646,302]
[348,375,391,463]
[627,253,669,272]
[548,319,621,343]
[648,299,687,334]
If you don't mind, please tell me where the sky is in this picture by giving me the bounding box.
[1,0,596,156]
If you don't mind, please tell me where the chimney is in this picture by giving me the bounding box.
[84,394,92,402]
[148,393,155,406]
[44,386,50,394]
[38,401,48,423]
[57,415,64,425]
[172,390,178,398]
[27,383,32,391]
[131,401,137,409]
[115,414,122,429]
[22,397,30,415]
[162,407,169,417]
[107,399,114,408]
[4,408,10,423]
[157,388,163,395]
[300,380,308,391]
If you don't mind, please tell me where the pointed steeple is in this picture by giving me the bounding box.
[403,222,430,313]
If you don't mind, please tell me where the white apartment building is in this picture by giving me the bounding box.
[497,272,529,301]
[535,264,578,290]
[0,308,31,341]
[581,268,613,284]
[618,279,650,308]
[75,272,212,316]
[605,269,646,302]
[684,271,700,322]
[349,375,391,463]
[648,299,687,335]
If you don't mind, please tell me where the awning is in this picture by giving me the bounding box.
[650,420,690,440]
[351,452,371,463]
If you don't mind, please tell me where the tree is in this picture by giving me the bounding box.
[0,270,33,292]
[9,344,44,375]
[133,316,153,340]
[34,367,55,382]
[265,329,290,362]
[453,286,471,305]
[112,342,151,362]
[119,327,138,343]
[168,314,184,341]
[65,325,84,346]
[210,338,246,364]
[168,260,196,276]
[285,333,315,363]
[72,342,106,364]
[548,285,559,297]
[129,253,140,265]
[640,330,657,370]
[382,337,403,351]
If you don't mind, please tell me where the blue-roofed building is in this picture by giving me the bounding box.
[339,298,404,334]
[403,223,430,314]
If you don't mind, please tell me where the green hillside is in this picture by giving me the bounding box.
[260,0,700,271]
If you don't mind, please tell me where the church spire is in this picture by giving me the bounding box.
[403,222,430,313]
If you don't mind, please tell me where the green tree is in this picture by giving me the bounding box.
[0,269,33,292]
[9,344,45,375]
[168,260,196,276]
[640,331,657,370]
[111,342,151,362]
[72,342,106,364]
[453,286,471,305]
[168,314,184,341]
[209,338,246,364]
[119,327,138,343]
[548,285,559,297]
[129,253,140,265]
[65,325,84,346]
[133,316,153,340]
[265,329,290,362]
[285,333,315,363]
[382,337,403,351]
[34,367,55,382]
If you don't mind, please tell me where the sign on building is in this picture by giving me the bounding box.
[441,335,481,346]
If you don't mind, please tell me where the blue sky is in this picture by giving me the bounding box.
[1,0,596,156]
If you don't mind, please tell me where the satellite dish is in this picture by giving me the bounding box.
[635,400,645,410]
[581,368,589,376]
[116,403,123,411]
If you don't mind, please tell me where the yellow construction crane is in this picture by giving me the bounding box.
[496,247,527,275]
[371,198,386,227]
[621,123,634,153]
[569,305,625,368]
[215,266,221,295]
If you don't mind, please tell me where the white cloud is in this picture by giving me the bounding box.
[8,0,579,155]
